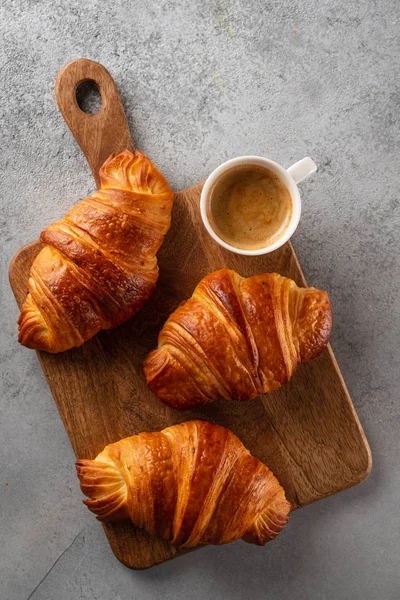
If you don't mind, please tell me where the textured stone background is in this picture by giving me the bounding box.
[1,1,399,599]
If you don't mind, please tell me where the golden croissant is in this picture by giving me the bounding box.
[76,420,290,547]
[18,150,174,353]
[143,269,331,409]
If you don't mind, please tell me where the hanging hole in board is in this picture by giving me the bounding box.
[76,80,102,114]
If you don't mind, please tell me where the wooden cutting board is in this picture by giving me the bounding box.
[9,59,372,569]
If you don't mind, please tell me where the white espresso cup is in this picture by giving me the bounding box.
[200,156,317,256]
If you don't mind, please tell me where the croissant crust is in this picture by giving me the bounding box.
[76,420,290,548]
[18,150,174,353]
[143,269,332,408]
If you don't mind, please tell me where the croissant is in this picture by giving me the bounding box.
[18,150,174,353]
[143,269,331,409]
[76,420,290,547]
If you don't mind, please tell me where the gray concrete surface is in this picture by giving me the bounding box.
[1,1,399,598]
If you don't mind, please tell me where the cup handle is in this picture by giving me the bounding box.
[287,157,317,184]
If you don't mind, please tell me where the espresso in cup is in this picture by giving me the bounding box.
[207,165,293,251]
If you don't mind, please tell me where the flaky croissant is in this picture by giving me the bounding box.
[143,269,331,409]
[76,420,290,547]
[18,150,174,353]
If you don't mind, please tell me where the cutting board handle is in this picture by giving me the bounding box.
[55,58,134,187]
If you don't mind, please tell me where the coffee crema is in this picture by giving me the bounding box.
[207,165,293,250]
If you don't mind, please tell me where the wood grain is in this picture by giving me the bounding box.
[55,58,134,186]
[9,59,371,569]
